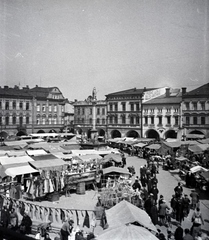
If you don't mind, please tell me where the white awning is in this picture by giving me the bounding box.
[5,164,38,177]
[0,155,34,165]
[26,149,48,156]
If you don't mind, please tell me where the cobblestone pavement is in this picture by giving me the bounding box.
[28,155,209,239]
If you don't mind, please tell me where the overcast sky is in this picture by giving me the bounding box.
[1,0,209,100]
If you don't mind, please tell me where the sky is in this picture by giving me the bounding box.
[1,0,209,101]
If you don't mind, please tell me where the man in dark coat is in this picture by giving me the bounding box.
[174,223,183,240]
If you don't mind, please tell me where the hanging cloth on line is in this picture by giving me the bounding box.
[83,210,90,228]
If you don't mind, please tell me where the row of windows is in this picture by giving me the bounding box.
[76,107,106,115]
[109,102,140,112]
[144,108,179,113]
[37,104,60,112]
[76,118,106,124]
[144,116,179,125]
[185,102,205,110]
[0,116,29,125]
[0,101,30,110]
[185,116,206,125]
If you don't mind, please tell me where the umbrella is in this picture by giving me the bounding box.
[106,200,156,232]
[97,224,158,240]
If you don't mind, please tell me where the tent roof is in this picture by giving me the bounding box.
[26,149,48,156]
[103,153,122,163]
[146,144,161,150]
[30,154,58,161]
[188,144,209,153]
[29,158,67,171]
[133,142,147,148]
[6,151,26,157]
[0,155,33,165]
[102,167,131,176]
[162,141,181,148]
[106,200,157,232]
[97,224,158,240]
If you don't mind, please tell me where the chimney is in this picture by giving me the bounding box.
[14,85,19,89]
[182,87,186,95]
[165,88,170,97]
[74,99,77,102]
[26,85,29,89]
[4,86,9,89]
[36,85,38,87]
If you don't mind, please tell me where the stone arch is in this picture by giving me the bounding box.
[189,130,205,135]
[111,130,121,138]
[164,129,177,139]
[145,129,160,140]
[16,130,27,136]
[126,130,140,138]
[98,128,106,137]
[0,131,8,140]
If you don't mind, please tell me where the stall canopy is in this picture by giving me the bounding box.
[103,153,122,163]
[0,162,38,178]
[26,149,48,156]
[4,141,28,149]
[175,156,189,162]
[102,167,131,176]
[188,144,209,154]
[29,158,67,171]
[6,151,26,157]
[146,144,161,150]
[106,200,157,232]
[97,224,158,240]
[30,154,58,161]
[77,154,102,162]
[190,165,208,173]
[0,155,33,165]
[198,138,209,144]
[133,142,147,148]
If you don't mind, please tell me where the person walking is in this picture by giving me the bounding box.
[60,218,74,240]
[191,207,204,239]
[174,222,184,240]
[150,202,158,225]
[182,194,190,217]
[190,190,199,210]
[158,200,170,226]
[183,228,193,240]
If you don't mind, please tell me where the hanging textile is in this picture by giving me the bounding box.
[44,179,49,194]
[34,205,39,219]
[55,209,59,222]
[40,206,44,221]
[83,211,90,228]
[60,209,65,222]
[48,208,53,222]
[76,210,79,226]
[49,179,54,193]
[29,204,33,219]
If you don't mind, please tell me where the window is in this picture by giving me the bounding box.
[102,108,105,115]
[114,115,118,124]
[193,102,197,110]
[186,117,190,125]
[151,116,154,124]
[174,108,178,113]
[0,117,2,125]
[109,116,113,124]
[12,116,16,124]
[167,116,171,125]
[0,101,2,109]
[115,103,118,111]
[26,116,29,124]
[130,116,134,124]
[201,102,205,110]
[130,103,134,111]
[175,116,179,125]
[82,118,84,123]
[5,116,9,125]
[185,102,190,110]
[193,116,197,125]
[166,108,171,113]
[54,116,57,124]
[136,103,140,111]
[90,108,92,115]
[37,104,40,111]
[97,118,100,124]
[102,118,105,124]
[77,108,80,115]
[201,117,205,125]
[136,116,140,125]
[19,101,23,110]
[82,108,85,115]
[150,109,155,114]
[42,104,46,112]
[109,104,113,111]
[122,115,126,124]
[122,103,126,111]
[13,101,16,110]
[144,116,148,125]
[49,117,52,124]
[54,105,57,112]
[97,108,100,115]
[19,116,23,125]
[26,102,29,110]
[89,118,92,124]
[158,108,162,113]
[42,117,46,125]
[158,116,162,125]
[49,105,52,112]
[5,101,9,110]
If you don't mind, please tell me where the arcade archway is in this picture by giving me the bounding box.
[16,130,27,136]
[98,128,105,137]
[190,130,204,135]
[164,130,177,139]
[126,130,139,138]
[111,130,121,138]
[145,129,160,140]
[37,130,45,133]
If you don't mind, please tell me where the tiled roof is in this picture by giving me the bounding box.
[106,87,157,97]
[183,83,209,97]
[0,86,32,98]
[30,86,55,98]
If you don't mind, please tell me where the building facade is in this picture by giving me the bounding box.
[143,88,182,140]
[73,93,107,138]
[0,85,68,138]
[182,83,209,139]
